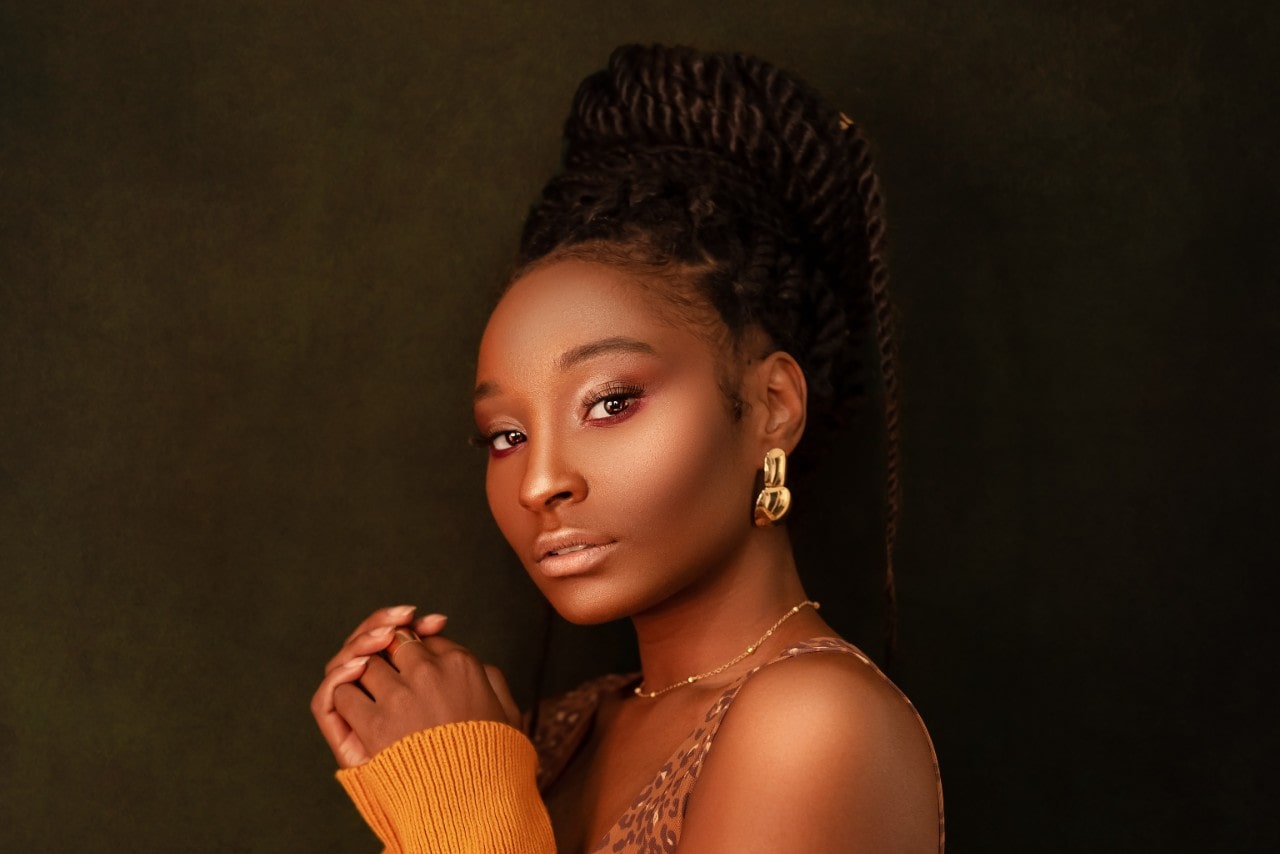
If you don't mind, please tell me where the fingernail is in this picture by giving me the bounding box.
[420,613,448,624]
[371,625,394,637]
[388,605,416,619]
[342,655,370,669]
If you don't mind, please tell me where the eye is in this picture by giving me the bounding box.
[586,395,632,419]
[584,383,645,422]
[489,430,527,453]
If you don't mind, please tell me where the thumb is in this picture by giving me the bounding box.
[335,728,372,769]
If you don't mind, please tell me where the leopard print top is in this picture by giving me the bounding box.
[532,637,945,853]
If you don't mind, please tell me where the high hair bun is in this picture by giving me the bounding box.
[517,43,903,657]
[562,45,866,277]
[518,44,893,435]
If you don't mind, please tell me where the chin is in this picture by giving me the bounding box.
[537,580,643,626]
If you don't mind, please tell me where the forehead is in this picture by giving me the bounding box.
[477,259,707,381]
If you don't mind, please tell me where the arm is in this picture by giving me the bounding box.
[311,608,555,854]
[677,654,942,854]
[335,720,554,854]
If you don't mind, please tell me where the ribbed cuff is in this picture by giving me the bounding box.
[336,720,555,854]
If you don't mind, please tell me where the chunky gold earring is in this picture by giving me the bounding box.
[754,447,792,526]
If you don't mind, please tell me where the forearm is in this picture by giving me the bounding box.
[336,719,555,854]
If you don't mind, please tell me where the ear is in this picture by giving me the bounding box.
[746,350,807,453]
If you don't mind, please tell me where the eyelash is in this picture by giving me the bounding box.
[472,382,647,457]
[582,382,645,423]
[470,429,526,457]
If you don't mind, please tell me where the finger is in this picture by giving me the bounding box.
[353,652,404,697]
[311,656,372,767]
[385,627,427,660]
[331,726,371,769]
[325,609,445,675]
[381,633,477,683]
[325,623,401,675]
[332,682,377,767]
[484,664,522,729]
[342,604,418,645]
[385,630,428,673]
[411,613,449,636]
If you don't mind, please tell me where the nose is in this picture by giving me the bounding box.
[518,435,587,512]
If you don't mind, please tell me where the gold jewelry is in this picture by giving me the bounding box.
[632,600,819,698]
[753,447,792,526]
[386,628,423,660]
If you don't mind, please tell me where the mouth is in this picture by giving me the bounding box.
[534,533,617,577]
[545,543,594,558]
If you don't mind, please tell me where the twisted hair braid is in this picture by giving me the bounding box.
[517,45,902,660]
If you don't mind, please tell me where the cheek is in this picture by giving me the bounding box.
[599,398,751,535]
[484,463,526,546]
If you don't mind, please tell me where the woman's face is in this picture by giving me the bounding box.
[473,258,762,625]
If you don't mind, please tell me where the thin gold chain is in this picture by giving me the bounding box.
[632,600,820,699]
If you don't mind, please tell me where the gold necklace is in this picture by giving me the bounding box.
[632,600,820,699]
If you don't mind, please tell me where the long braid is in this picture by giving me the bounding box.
[846,122,902,664]
[517,45,902,661]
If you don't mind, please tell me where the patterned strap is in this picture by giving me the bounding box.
[533,672,637,792]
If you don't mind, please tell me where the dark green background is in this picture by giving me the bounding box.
[2,1,1274,851]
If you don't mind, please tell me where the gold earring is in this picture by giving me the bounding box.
[754,448,792,526]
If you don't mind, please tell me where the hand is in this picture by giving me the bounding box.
[311,606,521,768]
[312,605,447,768]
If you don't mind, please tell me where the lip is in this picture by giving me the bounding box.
[534,531,617,578]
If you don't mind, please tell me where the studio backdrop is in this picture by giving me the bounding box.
[1,1,1274,851]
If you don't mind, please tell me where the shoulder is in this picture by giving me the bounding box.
[738,647,927,740]
[723,650,936,785]
[681,649,941,852]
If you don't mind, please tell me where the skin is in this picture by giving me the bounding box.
[311,258,939,852]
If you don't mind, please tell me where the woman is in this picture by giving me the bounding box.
[312,44,943,852]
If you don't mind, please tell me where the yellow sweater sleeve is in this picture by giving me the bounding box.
[335,720,556,854]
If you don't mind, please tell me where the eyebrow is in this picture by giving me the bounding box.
[555,336,657,371]
[473,336,658,402]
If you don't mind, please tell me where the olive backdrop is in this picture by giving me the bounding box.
[2,1,1274,851]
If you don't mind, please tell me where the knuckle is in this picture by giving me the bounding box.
[440,645,476,665]
[331,681,356,707]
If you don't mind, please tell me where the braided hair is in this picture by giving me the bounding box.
[516,44,902,659]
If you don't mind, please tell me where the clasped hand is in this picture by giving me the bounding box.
[311,606,522,768]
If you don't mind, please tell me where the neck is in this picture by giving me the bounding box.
[629,527,823,693]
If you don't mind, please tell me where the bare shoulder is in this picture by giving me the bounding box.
[734,649,933,752]
[719,651,939,795]
[680,650,942,853]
